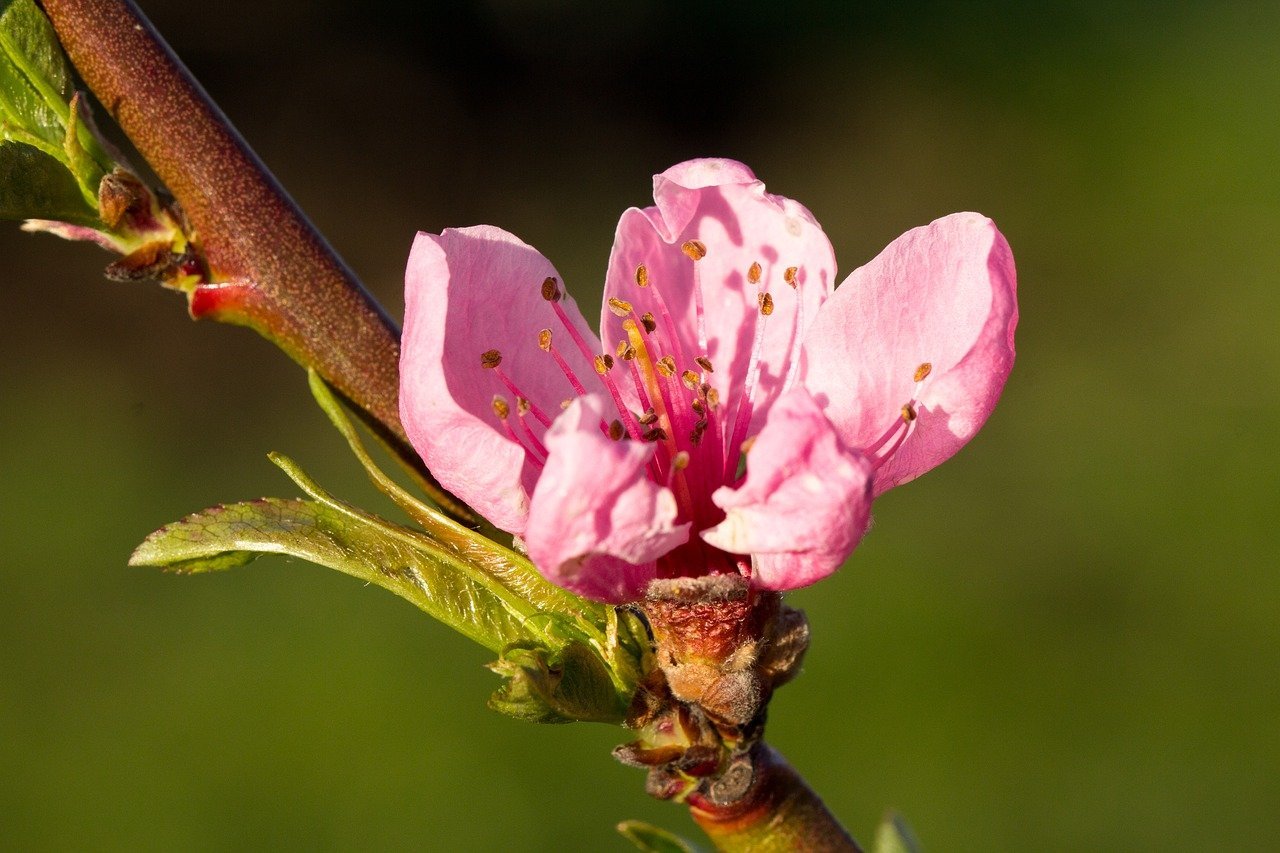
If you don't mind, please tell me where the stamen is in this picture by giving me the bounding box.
[608,420,625,441]
[902,403,917,422]
[594,354,615,374]
[723,283,773,476]
[914,362,933,382]
[748,261,762,285]
[539,329,590,396]
[540,277,561,302]
[635,265,650,287]
[490,365,552,427]
[695,356,714,373]
[758,292,775,316]
[481,349,502,369]
[641,313,657,334]
[656,356,677,378]
[740,435,757,454]
[681,240,707,261]
[672,451,690,470]
[639,409,659,426]
[784,266,798,288]
[642,426,669,442]
[538,329,553,351]
[491,395,510,419]
[608,297,633,317]
[680,370,700,391]
[492,394,545,467]
[513,399,549,460]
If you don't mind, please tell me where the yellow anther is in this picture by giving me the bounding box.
[491,395,510,419]
[656,356,676,378]
[784,266,798,287]
[681,370,700,391]
[758,292,775,316]
[481,349,502,369]
[914,362,933,382]
[672,451,690,470]
[706,387,720,408]
[695,356,714,373]
[594,354,615,374]
[608,297,633,317]
[635,265,650,287]
[740,435,757,454]
[540,276,561,302]
[681,240,707,261]
[747,261,762,284]
[902,403,917,422]
[538,329,553,351]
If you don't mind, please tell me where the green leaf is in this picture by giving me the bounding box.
[130,495,564,654]
[0,139,97,223]
[0,0,109,213]
[874,812,921,853]
[616,820,702,853]
[487,641,629,724]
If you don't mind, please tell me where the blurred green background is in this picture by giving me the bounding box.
[3,0,1278,849]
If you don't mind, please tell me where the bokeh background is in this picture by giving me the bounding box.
[3,0,1278,849]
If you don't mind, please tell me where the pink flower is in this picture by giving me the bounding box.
[401,159,1017,603]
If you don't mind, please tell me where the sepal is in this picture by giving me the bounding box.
[487,641,629,724]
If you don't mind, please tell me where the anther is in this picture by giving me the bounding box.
[608,297,633,317]
[747,262,762,284]
[902,403,917,422]
[681,240,707,261]
[639,409,658,426]
[914,362,933,382]
[656,356,676,378]
[672,451,690,470]
[690,420,708,446]
[619,343,637,361]
[641,312,658,334]
[491,395,510,419]
[705,387,720,408]
[516,397,531,416]
[540,276,561,302]
[740,435,757,454]
[538,329,553,351]
[691,398,706,415]
[481,349,502,369]
[608,420,625,441]
[635,265,650,287]
[594,354,615,374]
[695,356,714,373]
[784,266,798,288]
[758,292,775,316]
[642,426,669,442]
[681,370,700,391]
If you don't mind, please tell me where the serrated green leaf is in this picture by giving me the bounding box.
[616,820,702,853]
[131,496,564,654]
[0,139,96,223]
[487,641,628,724]
[305,368,610,631]
[874,812,921,853]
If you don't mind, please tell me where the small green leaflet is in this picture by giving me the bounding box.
[616,820,703,853]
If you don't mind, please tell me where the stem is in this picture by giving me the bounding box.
[39,0,467,516]
[688,743,861,853]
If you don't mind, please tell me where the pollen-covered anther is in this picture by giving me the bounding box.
[656,356,677,378]
[540,276,561,302]
[747,261,762,284]
[705,387,720,408]
[537,329,553,351]
[690,419,708,446]
[619,343,637,361]
[902,403,917,422]
[758,292,775,316]
[784,266,799,288]
[681,370,701,391]
[594,353,615,374]
[691,398,706,416]
[641,312,658,334]
[695,356,714,373]
[642,426,669,442]
[491,395,510,419]
[608,297,633,317]
[608,420,625,441]
[516,397,532,416]
[672,451,690,470]
[635,264,650,287]
[480,349,502,369]
[914,362,933,382]
[681,240,707,261]
[560,399,572,410]
[639,409,659,426]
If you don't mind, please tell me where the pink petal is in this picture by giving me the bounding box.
[525,396,690,603]
[600,159,836,437]
[400,226,603,533]
[700,389,873,590]
[800,213,1017,496]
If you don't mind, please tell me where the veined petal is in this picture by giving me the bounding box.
[400,226,602,533]
[700,389,873,590]
[801,213,1017,495]
[525,396,690,603]
[601,159,835,436]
